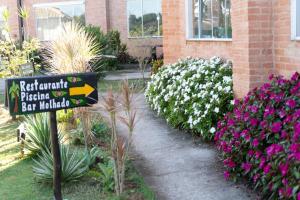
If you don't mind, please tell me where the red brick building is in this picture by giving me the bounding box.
[162,0,300,97]
[0,0,163,57]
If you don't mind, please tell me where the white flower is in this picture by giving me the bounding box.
[209,127,216,133]
[214,107,219,113]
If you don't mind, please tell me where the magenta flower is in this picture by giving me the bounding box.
[233,132,240,139]
[293,123,300,142]
[252,139,259,147]
[266,144,283,157]
[241,162,252,173]
[291,72,300,81]
[289,143,300,153]
[282,178,288,186]
[279,187,292,198]
[286,99,296,108]
[271,122,282,133]
[264,106,275,117]
[250,105,258,113]
[279,163,289,176]
[227,119,235,126]
[259,157,266,169]
[224,171,230,180]
[253,174,260,183]
[247,150,254,157]
[280,131,288,139]
[263,164,271,174]
[297,192,300,200]
[250,118,258,126]
[278,109,286,118]
[255,151,261,159]
[260,121,267,128]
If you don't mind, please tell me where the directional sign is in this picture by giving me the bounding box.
[5,72,98,115]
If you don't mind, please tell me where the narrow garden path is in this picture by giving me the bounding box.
[129,94,257,200]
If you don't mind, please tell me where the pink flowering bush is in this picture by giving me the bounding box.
[215,73,300,199]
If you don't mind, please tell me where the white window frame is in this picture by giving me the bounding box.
[127,0,163,39]
[33,1,85,8]
[291,0,300,40]
[33,1,85,41]
[185,0,232,42]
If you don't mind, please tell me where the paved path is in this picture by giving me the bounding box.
[0,79,4,93]
[104,69,150,81]
[128,94,256,200]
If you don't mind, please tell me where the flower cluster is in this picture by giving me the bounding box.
[145,57,233,140]
[215,73,300,199]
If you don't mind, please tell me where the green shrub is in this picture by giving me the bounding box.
[85,25,133,72]
[57,109,74,123]
[215,73,300,199]
[24,113,61,155]
[98,160,115,192]
[83,146,104,169]
[151,59,164,75]
[33,145,88,183]
[145,57,233,140]
[92,121,110,143]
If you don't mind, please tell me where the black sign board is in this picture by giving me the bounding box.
[5,72,98,115]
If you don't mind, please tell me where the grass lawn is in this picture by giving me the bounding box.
[0,94,155,200]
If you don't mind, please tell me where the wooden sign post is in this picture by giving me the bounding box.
[5,72,98,200]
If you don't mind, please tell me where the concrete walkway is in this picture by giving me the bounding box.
[129,94,256,200]
[104,69,151,81]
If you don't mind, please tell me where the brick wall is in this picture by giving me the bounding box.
[0,0,162,58]
[162,0,299,98]
[162,0,232,63]
[273,0,300,77]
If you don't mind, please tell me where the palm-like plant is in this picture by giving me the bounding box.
[9,81,20,113]
[24,113,61,155]
[33,145,88,183]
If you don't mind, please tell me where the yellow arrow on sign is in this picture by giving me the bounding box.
[69,84,95,97]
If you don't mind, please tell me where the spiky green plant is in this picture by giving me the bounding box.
[33,145,88,183]
[23,113,59,155]
[44,22,99,73]
[43,22,99,148]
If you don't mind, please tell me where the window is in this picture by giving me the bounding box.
[0,6,6,29]
[186,0,232,40]
[34,1,85,41]
[291,0,300,40]
[0,6,7,40]
[127,0,162,38]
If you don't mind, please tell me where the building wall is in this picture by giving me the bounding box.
[273,0,300,77]
[162,0,300,98]
[0,0,19,39]
[0,0,162,58]
[162,0,233,63]
[107,0,163,58]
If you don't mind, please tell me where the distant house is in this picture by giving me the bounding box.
[0,0,163,57]
[162,0,300,97]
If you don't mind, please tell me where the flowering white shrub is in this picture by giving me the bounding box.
[145,57,234,140]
